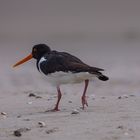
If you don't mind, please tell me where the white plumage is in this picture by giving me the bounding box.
[47,71,96,86]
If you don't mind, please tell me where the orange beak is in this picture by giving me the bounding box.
[13,54,33,68]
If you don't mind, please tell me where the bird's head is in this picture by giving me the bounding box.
[13,44,51,67]
[32,44,51,59]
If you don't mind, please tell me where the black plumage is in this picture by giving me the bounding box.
[36,49,108,81]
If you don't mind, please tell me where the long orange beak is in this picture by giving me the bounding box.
[13,54,33,68]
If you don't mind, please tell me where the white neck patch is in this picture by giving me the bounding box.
[38,57,47,72]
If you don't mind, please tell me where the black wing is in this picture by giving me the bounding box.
[39,51,104,75]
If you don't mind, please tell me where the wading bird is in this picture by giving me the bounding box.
[13,44,109,111]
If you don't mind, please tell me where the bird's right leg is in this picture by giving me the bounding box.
[81,79,89,109]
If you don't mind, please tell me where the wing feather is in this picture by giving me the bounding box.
[39,51,104,75]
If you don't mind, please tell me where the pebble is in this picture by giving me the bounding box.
[129,94,135,97]
[118,96,122,99]
[1,112,7,115]
[46,129,54,134]
[118,95,129,99]
[68,101,72,103]
[36,96,42,98]
[14,130,22,137]
[117,125,124,129]
[71,109,79,114]
[27,101,33,105]
[28,93,36,97]
[28,93,42,99]
[123,95,129,98]
[0,112,7,119]
[17,115,21,118]
[38,121,46,127]
[13,127,31,137]
[23,118,30,121]
[91,94,96,98]
[46,128,58,134]
[124,132,129,136]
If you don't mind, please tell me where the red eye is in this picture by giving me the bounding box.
[33,48,37,52]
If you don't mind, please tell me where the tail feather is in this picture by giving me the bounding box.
[98,75,109,81]
[89,67,109,81]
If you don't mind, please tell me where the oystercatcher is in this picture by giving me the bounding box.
[13,44,109,111]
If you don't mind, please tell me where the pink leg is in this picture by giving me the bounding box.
[81,80,89,109]
[52,86,62,111]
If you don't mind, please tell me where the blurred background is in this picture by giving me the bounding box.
[0,0,140,94]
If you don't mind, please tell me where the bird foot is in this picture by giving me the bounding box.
[51,106,60,112]
[81,96,88,109]
[45,107,60,112]
[51,108,60,112]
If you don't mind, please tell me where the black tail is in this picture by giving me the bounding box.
[98,75,109,81]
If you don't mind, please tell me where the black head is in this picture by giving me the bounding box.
[13,44,51,67]
[32,44,51,59]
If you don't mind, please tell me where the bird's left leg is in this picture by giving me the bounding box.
[52,86,62,111]
[81,79,89,109]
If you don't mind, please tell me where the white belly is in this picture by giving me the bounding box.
[46,71,96,86]
[38,57,96,86]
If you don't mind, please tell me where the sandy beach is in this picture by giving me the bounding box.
[0,75,140,140]
[1,0,140,139]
